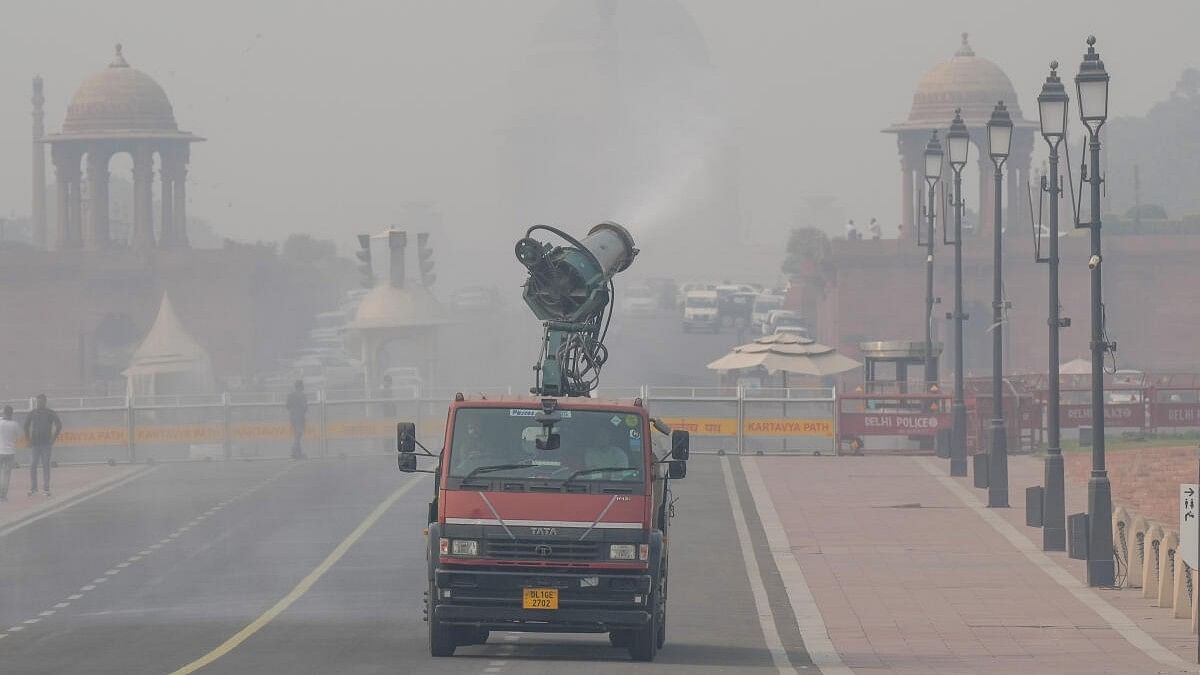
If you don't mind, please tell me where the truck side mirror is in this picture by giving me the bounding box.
[397,422,416,454]
[398,453,417,473]
[668,460,687,480]
[671,430,690,461]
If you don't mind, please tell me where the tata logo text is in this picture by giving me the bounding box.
[531,527,558,536]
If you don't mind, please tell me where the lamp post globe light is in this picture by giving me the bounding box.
[946,109,969,478]
[921,131,943,387]
[986,101,1012,508]
[1076,35,1115,588]
[1037,61,1069,550]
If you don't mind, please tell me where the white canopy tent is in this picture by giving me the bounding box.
[123,292,216,397]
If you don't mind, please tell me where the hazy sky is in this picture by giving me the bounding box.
[0,1,1195,274]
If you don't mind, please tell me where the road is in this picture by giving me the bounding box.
[0,454,813,674]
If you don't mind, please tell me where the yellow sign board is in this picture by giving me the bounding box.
[659,417,833,438]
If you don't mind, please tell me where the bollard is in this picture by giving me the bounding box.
[1126,515,1148,589]
[1067,513,1089,560]
[1172,558,1191,619]
[973,453,988,488]
[222,392,232,460]
[1025,486,1044,527]
[1143,525,1164,600]
[1112,507,1130,583]
[1157,531,1179,608]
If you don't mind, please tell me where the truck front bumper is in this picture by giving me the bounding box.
[432,567,652,633]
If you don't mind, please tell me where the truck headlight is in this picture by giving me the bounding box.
[450,539,478,556]
[609,544,637,560]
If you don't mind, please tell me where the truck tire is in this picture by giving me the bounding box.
[627,611,657,662]
[428,581,456,657]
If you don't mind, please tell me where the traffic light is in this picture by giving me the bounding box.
[417,232,436,287]
[356,234,374,288]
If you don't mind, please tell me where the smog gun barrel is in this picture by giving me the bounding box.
[514,222,638,397]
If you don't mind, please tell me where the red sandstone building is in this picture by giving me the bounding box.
[799,36,1200,377]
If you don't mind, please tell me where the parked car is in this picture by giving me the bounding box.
[620,285,658,317]
[751,294,784,329]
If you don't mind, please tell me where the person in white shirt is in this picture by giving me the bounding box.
[0,406,19,502]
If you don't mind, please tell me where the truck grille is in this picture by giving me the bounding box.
[485,539,599,562]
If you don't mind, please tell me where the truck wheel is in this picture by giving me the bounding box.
[470,629,490,645]
[428,582,456,657]
[628,602,658,661]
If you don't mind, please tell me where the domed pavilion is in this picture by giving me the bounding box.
[39,44,203,250]
[884,34,1035,238]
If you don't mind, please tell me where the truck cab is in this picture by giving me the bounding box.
[398,395,689,661]
[681,289,719,332]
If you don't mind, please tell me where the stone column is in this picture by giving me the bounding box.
[159,151,175,246]
[51,144,82,249]
[131,144,155,250]
[978,147,993,237]
[85,150,110,249]
[897,132,925,239]
[68,176,83,247]
[173,147,189,246]
[32,76,46,249]
[1008,131,1034,238]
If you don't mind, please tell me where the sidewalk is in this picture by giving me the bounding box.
[753,455,1196,674]
[0,463,145,531]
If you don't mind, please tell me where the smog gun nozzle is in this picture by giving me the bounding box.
[515,222,638,398]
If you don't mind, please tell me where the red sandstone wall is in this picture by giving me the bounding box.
[814,234,1200,374]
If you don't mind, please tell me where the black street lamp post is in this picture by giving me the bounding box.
[921,132,944,387]
[1076,35,1115,587]
[986,101,1012,508]
[1036,61,1069,550]
[946,110,969,477]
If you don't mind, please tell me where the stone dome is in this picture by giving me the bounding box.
[893,34,1031,130]
[352,285,447,330]
[61,45,178,134]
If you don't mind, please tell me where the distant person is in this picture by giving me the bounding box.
[24,394,61,497]
[869,218,882,239]
[0,406,18,502]
[285,380,308,459]
[845,219,858,240]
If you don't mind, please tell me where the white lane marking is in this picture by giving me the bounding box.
[150,544,163,549]
[38,611,55,617]
[67,594,83,600]
[79,586,95,591]
[104,570,119,576]
[92,578,107,584]
[484,669,501,673]
[128,556,142,562]
[167,475,424,674]
[139,550,152,555]
[720,456,802,675]
[0,633,6,639]
[742,456,854,675]
[916,458,1192,671]
[8,626,23,632]
[116,562,130,568]
[23,619,39,625]
[488,660,508,666]
[53,603,69,609]
[0,466,158,539]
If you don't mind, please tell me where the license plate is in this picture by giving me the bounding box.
[522,588,558,610]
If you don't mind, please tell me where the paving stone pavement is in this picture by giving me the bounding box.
[755,455,1196,674]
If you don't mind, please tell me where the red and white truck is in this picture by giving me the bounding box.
[398,394,689,661]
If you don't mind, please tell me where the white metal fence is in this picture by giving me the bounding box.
[0,384,837,464]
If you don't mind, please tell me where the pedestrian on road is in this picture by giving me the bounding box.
[0,406,19,502]
[24,394,61,497]
[285,380,308,460]
[845,219,859,241]
[869,218,882,240]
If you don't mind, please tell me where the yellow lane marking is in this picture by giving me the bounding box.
[168,475,424,674]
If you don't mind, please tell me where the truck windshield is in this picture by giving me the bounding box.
[686,297,716,308]
[448,408,645,484]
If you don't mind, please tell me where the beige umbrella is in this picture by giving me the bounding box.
[706,333,862,378]
[1060,357,1091,375]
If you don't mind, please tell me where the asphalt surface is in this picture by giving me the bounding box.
[0,454,813,674]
